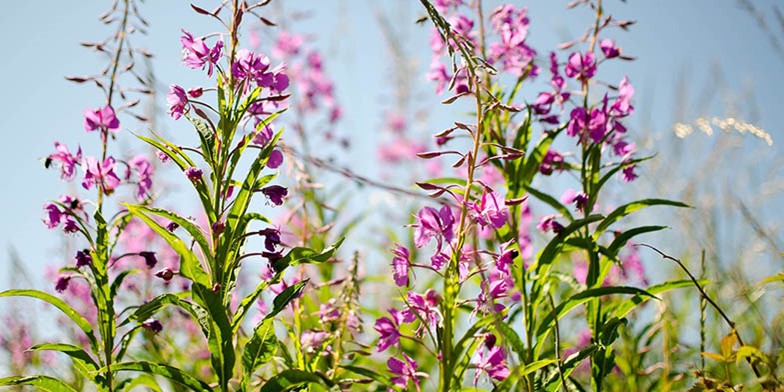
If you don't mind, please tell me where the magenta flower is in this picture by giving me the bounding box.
[471,191,508,229]
[42,203,62,229]
[427,60,450,95]
[374,309,405,352]
[561,189,589,212]
[600,38,621,58]
[139,251,157,268]
[622,159,638,182]
[267,149,283,169]
[83,105,120,133]
[128,155,153,201]
[610,76,635,118]
[261,185,288,206]
[142,319,163,334]
[567,107,607,143]
[74,249,91,268]
[537,215,563,234]
[473,345,510,384]
[474,273,510,317]
[81,156,121,193]
[488,5,537,77]
[188,87,203,98]
[272,31,304,58]
[495,240,518,276]
[413,205,455,250]
[47,142,82,181]
[564,51,597,81]
[391,244,411,287]
[388,353,424,391]
[232,49,272,92]
[180,29,223,76]
[185,167,203,182]
[539,149,564,175]
[402,290,441,332]
[167,84,189,120]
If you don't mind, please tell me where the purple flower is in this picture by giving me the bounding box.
[142,319,163,334]
[600,39,621,58]
[391,244,411,287]
[253,121,275,146]
[232,49,272,92]
[561,189,589,212]
[180,30,223,76]
[267,149,283,169]
[43,203,62,229]
[374,309,405,352]
[139,251,157,268]
[259,228,281,252]
[413,205,455,250]
[539,149,564,175]
[188,87,203,98]
[388,353,424,391]
[55,275,71,293]
[488,5,538,78]
[47,142,82,181]
[402,290,441,332]
[473,345,510,384]
[83,105,120,133]
[496,240,518,276]
[471,191,508,229]
[610,76,635,118]
[185,167,203,182]
[474,272,510,317]
[75,249,91,268]
[567,107,607,143]
[128,155,153,201]
[273,31,304,58]
[537,215,563,234]
[622,160,638,182]
[82,156,121,193]
[564,52,597,81]
[167,85,189,120]
[261,185,288,206]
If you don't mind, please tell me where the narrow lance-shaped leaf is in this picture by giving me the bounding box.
[241,319,278,389]
[594,199,690,236]
[107,361,213,391]
[0,376,79,392]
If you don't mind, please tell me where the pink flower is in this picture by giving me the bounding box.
[180,29,223,77]
[47,142,82,181]
[471,191,508,229]
[388,353,424,391]
[488,5,537,77]
[82,156,121,193]
[273,31,304,58]
[374,309,405,352]
[185,167,203,182]
[567,107,607,143]
[42,203,62,229]
[600,38,621,58]
[473,345,510,384]
[402,290,441,332]
[561,189,588,212]
[391,244,411,287]
[127,155,153,201]
[413,205,455,250]
[167,85,189,120]
[83,105,120,133]
[539,149,564,175]
[537,215,563,234]
[564,51,597,81]
[495,240,518,276]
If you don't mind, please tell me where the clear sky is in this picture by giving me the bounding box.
[0,0,781,291]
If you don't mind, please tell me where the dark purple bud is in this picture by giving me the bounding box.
[166,221,179,232]
[55,276,71,292]
[187,87,203,98]
[142,319,163,333]
[155,268,174,281]
[212,220,225,236]
[259,228,281,252]
[263,251,283,265]
[185,167,203,182]
[484,333,497,349]
[261,185,287,206]
[75,249,92,268]
[211,283,221,293]
[139,251,158,268]
[552,221,564,235]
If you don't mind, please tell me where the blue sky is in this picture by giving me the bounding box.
[0,0,781,290]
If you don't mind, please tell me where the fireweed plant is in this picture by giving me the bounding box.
[360,1,722,391]
[1,1,346,391]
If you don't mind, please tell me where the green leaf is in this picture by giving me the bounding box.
[130,206,215,267]
[340,365,390,386]
[611,279,707,319]
[125,204,211,287]
[28,343,100,382]
[119,373,163,392]
[242,319,278,389]
[605,226,668,259]
[594,199,690,236]
[119,293,187,326]
[0,290,97,351]
[543,345,598,392]
[0,375,78,391]
[525,185,574,222]
[495,322,526,360]
[594,155,654,194]
[259,369,323,392]
[110,269,139,298]
[536,286,655,340]
[493,359,557,391]
[108,361,213,391]
[265,280,308,320]
[273,237,345,273]
[532,214,605,274]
